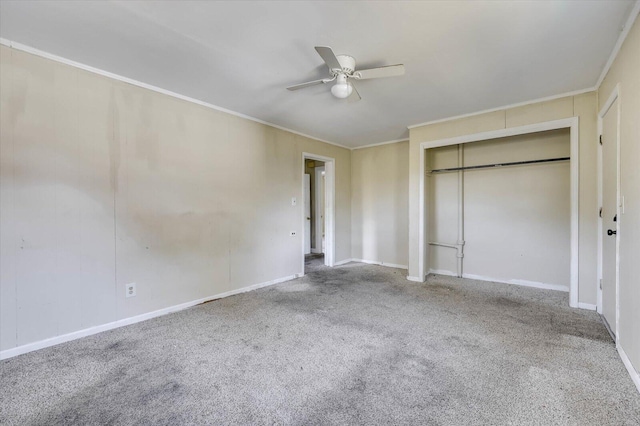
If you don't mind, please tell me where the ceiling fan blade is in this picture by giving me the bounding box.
[348,82,361,103]
[354,64,405,80]
[315,46,342,71]
[286,79,327,91]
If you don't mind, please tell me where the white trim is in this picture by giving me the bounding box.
[596,84,621,338]
[0,38,350,151]
[351,138,409,151]
[596,109,604,314]
[351,259,408,270]
[461,273,569,293]
[428,269,570,293]
[595,1,640,88]
[417,139,426,282]
[569,118,580,308]
[599,84,622,118]
[333,258,353,266]
[577,302,597,311]
[420,118,577,150]
[302,153,335,270]
[406,276,424,282]
[314,166,325,254]
[618,344,640,394]
[407,88,595,130]
[0,274,297,360]
[428,268,458,277]
[417,117,581,308]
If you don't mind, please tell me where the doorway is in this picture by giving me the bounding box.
[415,117,580,308]
[426,130,571,289]
[314,166,326,254]
[302,153,335,274]
[598,87,620,340]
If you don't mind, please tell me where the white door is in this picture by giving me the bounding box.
[304,173,311,255]
[315,167,325,254]
[601,97,619,337]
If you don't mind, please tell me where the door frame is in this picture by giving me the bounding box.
[301,153,335,272]
[313,166,326,254]
[415,117,580,308]
[303,173,312,255]
[596,84,621,339]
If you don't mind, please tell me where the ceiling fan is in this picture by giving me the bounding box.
[286,46,405,101]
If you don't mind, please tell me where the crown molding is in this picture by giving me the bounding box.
[351,138,409,150]
[407,86,596,130]
[5,0,638,152]
[0,38,352,151]
[408,1,639,131]
[595,0,640,88]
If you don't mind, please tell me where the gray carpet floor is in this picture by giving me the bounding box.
[1,256,639,425]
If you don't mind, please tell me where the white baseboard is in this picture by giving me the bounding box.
[0,274,297,360]
[310,248,323,254]
[577,302,597,311]
[352,259,408,270]
[428,270,597,309]
[428,268,458,277]
[320,258,406,268]
[406,276,425,283]
[618,344,640,394]
[461,273,569,293]
[426,269,570,293]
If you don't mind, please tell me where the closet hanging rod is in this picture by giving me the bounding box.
[428,156,570,174]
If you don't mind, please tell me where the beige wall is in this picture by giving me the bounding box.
[428,130,571,287]
[409,93,598,305]
[351,142,409,267]
[0,45,351,352]
[598,15,640,376]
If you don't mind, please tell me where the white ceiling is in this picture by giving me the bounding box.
[0,1,636,148]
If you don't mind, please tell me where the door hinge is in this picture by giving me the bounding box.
[599,135,603,145]
[599,207,603,218]
[599,279,603,290]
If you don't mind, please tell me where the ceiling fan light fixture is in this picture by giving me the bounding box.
[331,74,352,99]
[331,81,353,99]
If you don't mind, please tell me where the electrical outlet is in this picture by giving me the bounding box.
[126,282,136,298]
[291,197,297,206]
[290,231,297,237]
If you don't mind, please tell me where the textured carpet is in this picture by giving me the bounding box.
[1,258,639,425]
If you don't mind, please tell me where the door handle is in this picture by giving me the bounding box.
[607,229,617,236]
[306,217,311,220]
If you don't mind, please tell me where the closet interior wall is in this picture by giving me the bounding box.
[427,129,571,288]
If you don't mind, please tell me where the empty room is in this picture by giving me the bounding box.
[1,1,640,424]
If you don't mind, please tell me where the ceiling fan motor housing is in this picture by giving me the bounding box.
[335,55,356,74]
